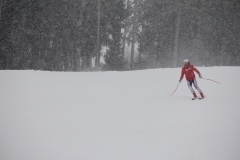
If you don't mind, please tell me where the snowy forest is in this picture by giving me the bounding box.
[0,0,239,71]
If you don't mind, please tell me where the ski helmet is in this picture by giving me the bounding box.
[183,59,189,64]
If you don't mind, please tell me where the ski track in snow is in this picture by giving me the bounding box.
[0,67,240,160]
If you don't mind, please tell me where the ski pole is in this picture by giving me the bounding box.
[171,82,180,96]
[202,77,221,84]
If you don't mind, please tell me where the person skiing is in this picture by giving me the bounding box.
[179,59,205,100]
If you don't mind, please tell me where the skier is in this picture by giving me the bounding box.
[179,59,205,100]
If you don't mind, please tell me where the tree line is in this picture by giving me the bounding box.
[0,0,239,71]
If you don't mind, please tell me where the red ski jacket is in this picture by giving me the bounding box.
[180,64,201,80]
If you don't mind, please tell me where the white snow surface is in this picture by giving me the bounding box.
[1,67,240,160]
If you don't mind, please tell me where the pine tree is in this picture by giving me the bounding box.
[103,0,126,71]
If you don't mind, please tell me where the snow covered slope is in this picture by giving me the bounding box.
[1,67,240,160]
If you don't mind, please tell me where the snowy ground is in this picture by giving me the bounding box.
[1,67,240,160]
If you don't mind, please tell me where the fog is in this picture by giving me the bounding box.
[0,0,239,71]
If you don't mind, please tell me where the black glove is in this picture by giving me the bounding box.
[199,74,202,79]
[179,79,182,82]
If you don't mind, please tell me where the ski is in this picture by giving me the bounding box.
[192,97,203,100]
